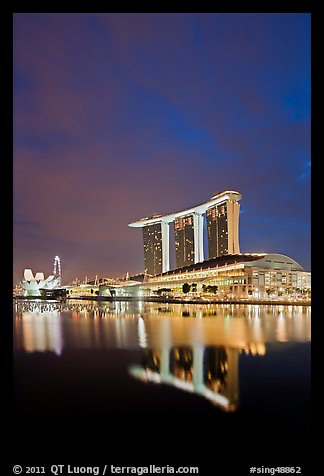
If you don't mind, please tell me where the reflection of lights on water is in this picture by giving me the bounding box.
[254,306,260,319]
[138,317,147,348]
[247,304,252,319]
[243,343,266,355]
[250,345,257,356]
[252,315,263,340]
[115,319,124,348]
[276,318,287,342]
[14,300,311,353]
[257,343,266,355]
[22,311,63,355]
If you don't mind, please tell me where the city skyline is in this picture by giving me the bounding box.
[13,13,311,285]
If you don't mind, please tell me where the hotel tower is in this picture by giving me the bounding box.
[129,190,241,276]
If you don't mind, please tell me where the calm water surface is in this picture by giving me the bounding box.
[13,300,311,469]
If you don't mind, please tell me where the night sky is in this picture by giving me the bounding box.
[13,13,311,286]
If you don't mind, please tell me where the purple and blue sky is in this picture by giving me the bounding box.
[13,13,311,285]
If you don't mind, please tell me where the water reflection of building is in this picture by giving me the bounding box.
[129,345,240,411]
[126,305,310,412]
[14,300,311,411]
[14,300,311,355]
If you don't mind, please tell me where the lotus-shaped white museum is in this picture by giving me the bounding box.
[20,268,60,292]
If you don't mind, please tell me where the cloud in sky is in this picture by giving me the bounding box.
[13,13,311,284]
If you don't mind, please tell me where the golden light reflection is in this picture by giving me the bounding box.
[14,300,311,354]
[20,311,62,355]
[14,299,310,414]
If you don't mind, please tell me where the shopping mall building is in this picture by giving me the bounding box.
[99,252,311,300]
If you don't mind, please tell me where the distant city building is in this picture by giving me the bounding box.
[129,190,241,275]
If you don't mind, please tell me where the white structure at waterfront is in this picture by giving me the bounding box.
[20,268,60,292]
[19,256,62,295]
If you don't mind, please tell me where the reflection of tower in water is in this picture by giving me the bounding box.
[14,300,310,410]
[204,347,227,394]
[171,348,193,382]
[130,345,239,412]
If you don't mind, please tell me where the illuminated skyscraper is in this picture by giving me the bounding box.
[129,190,241,273]
[143,223,163,276]
[174,215,195,268]
[206,197,240,258]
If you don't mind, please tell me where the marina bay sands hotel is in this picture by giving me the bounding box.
[129,190,241,276]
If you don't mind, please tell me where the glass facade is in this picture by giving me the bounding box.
[174,215,195,268]
[143,224,162,276]
[206,203,229,258]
